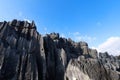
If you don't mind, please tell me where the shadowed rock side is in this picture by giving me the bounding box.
[0,19,120,80]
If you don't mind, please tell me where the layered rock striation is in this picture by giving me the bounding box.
[0,19,120,80]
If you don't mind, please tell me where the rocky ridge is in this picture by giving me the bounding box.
[0,19,120,80]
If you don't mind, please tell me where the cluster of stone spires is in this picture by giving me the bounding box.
[0,19,120,80]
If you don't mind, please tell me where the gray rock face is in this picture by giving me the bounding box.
[0,19,46,80]
[99,52,120,72]
[0,19,120,80]
[65,56,120,80]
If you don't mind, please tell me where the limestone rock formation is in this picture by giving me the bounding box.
[0,19,120,80]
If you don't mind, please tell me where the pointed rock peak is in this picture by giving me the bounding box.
[79,41,88,47]
[11,19,18,26]
[19,21,25,27]
[24,21,29,27]
[31,20,35,27]
[28,20,36,29]
[50,32,59,40]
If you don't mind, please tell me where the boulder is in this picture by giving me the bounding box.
[89,49,98,58]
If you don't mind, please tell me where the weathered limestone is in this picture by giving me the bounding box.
[0,19,120,80]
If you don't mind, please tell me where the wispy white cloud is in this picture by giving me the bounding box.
[75,35,96,42]
[43,27,49,34]
[73,32,80,36]
[94,37,120,56]
[60,33,65,38]
[44,27,47,31]
[24,19,31,23]
[0,17,5,21]
[70,32,96,43]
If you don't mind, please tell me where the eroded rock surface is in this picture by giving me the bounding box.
[0,19,120,80]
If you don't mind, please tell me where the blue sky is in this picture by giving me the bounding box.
[0,0,120,55]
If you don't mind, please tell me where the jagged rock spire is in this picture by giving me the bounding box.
[0,20,120,80]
